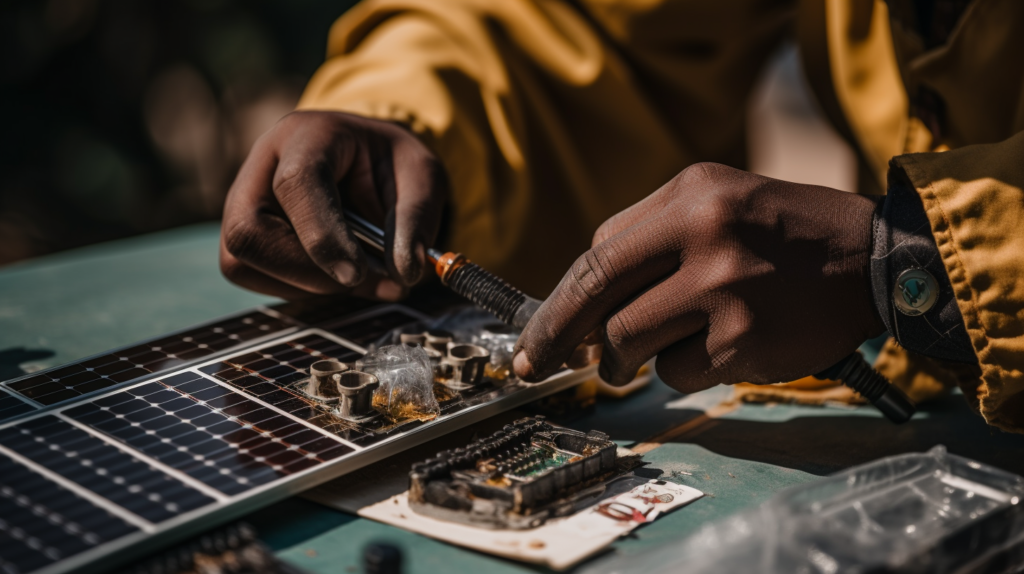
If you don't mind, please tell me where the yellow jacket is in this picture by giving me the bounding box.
[299,0,1024,431]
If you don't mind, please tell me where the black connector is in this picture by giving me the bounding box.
[815,353,916,424]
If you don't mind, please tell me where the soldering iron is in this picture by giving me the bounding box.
[344,211,916,424]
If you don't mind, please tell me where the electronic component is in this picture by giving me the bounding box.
[408,416,641,529]
[336,371,380,420]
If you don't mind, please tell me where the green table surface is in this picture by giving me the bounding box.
[2,222,1023,573]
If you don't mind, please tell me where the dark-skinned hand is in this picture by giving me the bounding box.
[220,110,447,300]
[513,163,885,393]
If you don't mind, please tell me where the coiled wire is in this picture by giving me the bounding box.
[446,263,526,324]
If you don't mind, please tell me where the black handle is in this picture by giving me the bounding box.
[815,353,916,424]
[444,262,542,329]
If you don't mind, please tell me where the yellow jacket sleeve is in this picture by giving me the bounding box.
[298,0,795,296]
[887,131,1024,432]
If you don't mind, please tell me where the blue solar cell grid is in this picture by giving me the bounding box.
[0,452,139,574]
[2,311,293,409]
[0,416,215,523]
[64,370,353,496]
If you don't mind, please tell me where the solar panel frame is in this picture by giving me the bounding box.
[0,304,596,574]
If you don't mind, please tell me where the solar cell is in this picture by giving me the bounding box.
[0,416,216,523]
[2,311,294,409]
[0,452,139,574]
[63,370,353,497]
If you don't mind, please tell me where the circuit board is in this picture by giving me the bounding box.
[0,300,594,574]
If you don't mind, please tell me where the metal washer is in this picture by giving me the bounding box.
[894,268,939,316]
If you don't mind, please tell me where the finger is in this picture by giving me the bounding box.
[222,203,351,295]
[222,133,354,294]
[222,237,405,302]
[220,242,322,300]
[221,238,404,302]
[598,273,708,386]
[514,216,682,381]
[654,310,748,393]
[272,130,369,287]
[654,332,718,394]
[384,135,447,286]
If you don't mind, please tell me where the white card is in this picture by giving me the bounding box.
[359,478,703,570]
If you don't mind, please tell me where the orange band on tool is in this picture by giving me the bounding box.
[434,252,469,284]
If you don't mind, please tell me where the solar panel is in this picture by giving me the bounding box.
[0,304,593,574]
[0,310,296,424]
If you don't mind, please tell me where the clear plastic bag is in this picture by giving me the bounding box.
[586,446,1024,574]
[358,344,439,422]
[370,306,520,378]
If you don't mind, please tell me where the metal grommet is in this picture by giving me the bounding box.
[894,268,939,316]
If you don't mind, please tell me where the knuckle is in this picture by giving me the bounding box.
[251,127,276,150]
[677,161,717,187]
[688,189,733,235]
[273,159,325,198]
[602,316,648,383]
[303,231,342,264]
[569,249,614,301]
[700,255,744,290]
[593,214,625,246]
[219,253,246,284]
[223,218,263,261]
[267,111,304,139]
[604,309,643,355]
[277,109,317,129]
[654,352,696,388]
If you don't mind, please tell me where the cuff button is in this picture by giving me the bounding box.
[894,268,939,316]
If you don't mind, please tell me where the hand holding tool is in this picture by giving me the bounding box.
[344,212,915,423]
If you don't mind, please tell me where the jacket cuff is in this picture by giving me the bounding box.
[870,165,975,363]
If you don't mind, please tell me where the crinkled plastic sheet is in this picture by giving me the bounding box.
[358,344,439,422]
[586,446,1024,574]
[370,306,519,375]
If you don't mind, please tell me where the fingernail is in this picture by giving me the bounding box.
[513,350,535,381]
[333,261,360,285]
[376,279,404,301]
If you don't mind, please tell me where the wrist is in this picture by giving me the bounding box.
[835,190,888,340]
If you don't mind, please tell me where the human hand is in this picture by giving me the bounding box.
[513,163,884,392]
[220,111,447,300]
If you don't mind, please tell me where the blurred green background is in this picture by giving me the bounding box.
[0,0,358,265]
